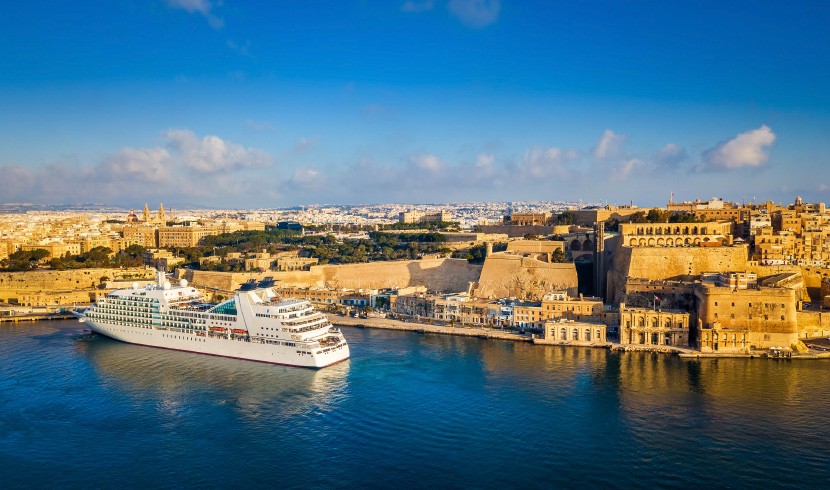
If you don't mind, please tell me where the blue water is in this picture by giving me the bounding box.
[1,321,829,489]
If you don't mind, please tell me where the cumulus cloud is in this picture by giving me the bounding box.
[474,153,494,170]
[448,0,500,28]
[517,147,577,180]
[100,147,172,183]
[653,143,687,169]
[166,0,223,29]
[401,0,434,12]
[612,158,644,181]
[700,125,776,171]
[163,129,270,173]
[592,129,626,159]
[288,168,327,190]
[408,153,443,173]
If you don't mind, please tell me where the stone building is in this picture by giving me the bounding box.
[619,221,733,248]
[618,303,690,347]
[694,282,799,351]
[542,320,607,344]
[508,212,551,226]
[398,210,453,224]
[157,225,222,248]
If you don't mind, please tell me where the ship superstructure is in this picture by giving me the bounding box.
[80,272,349,368]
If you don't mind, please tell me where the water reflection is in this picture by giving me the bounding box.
[77,334,350,421]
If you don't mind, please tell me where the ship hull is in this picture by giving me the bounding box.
[86,320,350,368]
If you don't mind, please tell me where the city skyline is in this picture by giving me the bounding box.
[2,1,829,208]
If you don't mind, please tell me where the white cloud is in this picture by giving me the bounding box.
[409,153,443,173]
[100,147,172,183]
[288,168,327,190]
[163,129,270,173]
[448,0,500,28]
[653,143,687,169]
[517,147,576,180]
[166,0,223,29]
[401,0,434,12]
[592,129,626,159]
[474,153,494,170]
[612,158,644,181]
[700,125,776,171]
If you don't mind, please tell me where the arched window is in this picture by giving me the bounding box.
[560,328,566,340]
[585,329,592,341]
[572,328,579,340]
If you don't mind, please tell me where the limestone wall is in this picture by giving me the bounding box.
[186,258,482,293]
[475,253,578,300]
[0,267,155,305]
[607,245,750,302]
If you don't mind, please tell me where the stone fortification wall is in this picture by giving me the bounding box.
[607,245,749,302]
[0,267,155,305]
[475,253,577,300]
[477,225,554,238]
[186,258,482,293]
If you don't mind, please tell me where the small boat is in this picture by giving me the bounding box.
[210,327,227,332]
[232,329,248,335]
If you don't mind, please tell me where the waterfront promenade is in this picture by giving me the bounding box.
[327,313,830,359]
[327,313,532,342]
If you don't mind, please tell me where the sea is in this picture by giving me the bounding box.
[1,320,829,489]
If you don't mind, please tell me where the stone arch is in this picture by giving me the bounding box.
[666,238,674,246]
[583,239,593,250]
[570,240,582,251]
[629,238,638,246]
[692,226,699,234]
[683,226,690,234]
[684,237,691,245]
[674,226,681,234]
[657,238,665,246]
[647,238,656,246]
[693,238,701,245]
[639,238,646,247]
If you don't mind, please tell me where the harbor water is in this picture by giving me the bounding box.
[1,320,829,488]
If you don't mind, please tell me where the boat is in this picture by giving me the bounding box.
[79,271,349,368]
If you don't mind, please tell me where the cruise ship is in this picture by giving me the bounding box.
[80,272,349,368]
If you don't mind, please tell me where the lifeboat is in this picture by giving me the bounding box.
[232,329,248,335]
[210,327,227,332]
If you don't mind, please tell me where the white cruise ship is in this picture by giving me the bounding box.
[80,273,349,368]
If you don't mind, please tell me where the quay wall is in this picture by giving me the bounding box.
[0,268,155,306]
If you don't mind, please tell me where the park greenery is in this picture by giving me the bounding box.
[0,245,146,272]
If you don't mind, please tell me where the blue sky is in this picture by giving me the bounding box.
[1,1,828,208]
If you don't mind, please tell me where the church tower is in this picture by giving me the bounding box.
[143,203,151,222]
[158,203,166,222]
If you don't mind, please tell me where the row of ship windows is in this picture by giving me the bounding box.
[161,334,205,342]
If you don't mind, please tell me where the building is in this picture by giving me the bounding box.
[508,212,551,226]
[542,320,607,344]
[694,281,799,352]
[398,210,453,224]
[157,225,222,248]
[618,303,690,347]
[619,221,733,248]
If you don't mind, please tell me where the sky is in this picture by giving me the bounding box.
[1,0,829,209]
